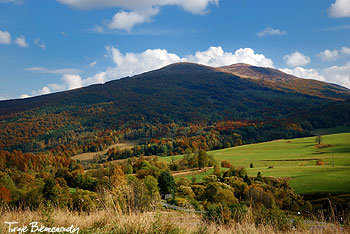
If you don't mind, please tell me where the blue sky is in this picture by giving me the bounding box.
[0,0,350,100]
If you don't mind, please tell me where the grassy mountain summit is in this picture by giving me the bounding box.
[0,62,349,153]
[217,63,349,101]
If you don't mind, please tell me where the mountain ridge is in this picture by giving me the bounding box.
[1,62,350,153]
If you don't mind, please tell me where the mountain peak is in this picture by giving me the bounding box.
[157,62,215,73]
[216,63,297,82]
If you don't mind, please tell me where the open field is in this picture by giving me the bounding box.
[72,140,140,161]
[160,133,350,194]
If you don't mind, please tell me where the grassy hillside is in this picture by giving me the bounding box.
[160,133,350,194]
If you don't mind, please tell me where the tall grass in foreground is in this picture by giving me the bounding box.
[0,206,347,234]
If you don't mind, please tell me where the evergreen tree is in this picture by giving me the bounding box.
[157,171,176,195]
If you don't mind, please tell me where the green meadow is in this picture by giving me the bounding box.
[160,133,350,194]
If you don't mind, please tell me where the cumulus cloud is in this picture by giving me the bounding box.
[88,61,97,67]
[15,35,28,48]
[57,0,219,31]
[108,8,159,32]
[281,63,350,89]
[280,67,325,82]
[341,47,350,55]
[107,46,183,77]
[26,67,82,75]
[317,49,339,61]
[0,30,11,44]
[257,27,286,37]
[34,38,46,49]
[56,0,218,13]
[283,51,311,67]
[323,63,350,88]
[187,47,274,67]
[329,0,350,18]
[316,46,350,61]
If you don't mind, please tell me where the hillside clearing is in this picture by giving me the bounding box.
[160,133,350,194]
[72,140,140,161]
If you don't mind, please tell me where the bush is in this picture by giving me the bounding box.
[254,207,296,231]
[221,161,232,168]
[72,189,98,212]
[229,203,248,222]
[204,204,232,224]
[223,167,247,178]
[244,184,274,208]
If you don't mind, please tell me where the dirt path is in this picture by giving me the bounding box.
[172,167,213,176]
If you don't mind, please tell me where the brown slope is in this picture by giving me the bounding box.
[216,63,350,101]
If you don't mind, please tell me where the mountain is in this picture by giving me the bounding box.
[0,62,349,153]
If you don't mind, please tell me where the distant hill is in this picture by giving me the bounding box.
[0,62,349,153]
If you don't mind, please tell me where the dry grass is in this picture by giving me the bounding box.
[0,207,348,234]
[72,140,140,161]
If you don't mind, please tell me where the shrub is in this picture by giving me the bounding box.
[229,203,248,222]
[213,189,238,206]
[244,184,274,208]
[174,197,192,209]
[176,185,195,199]
[0,186,11,203]
[204,204,232,224]
[191,184,205,199]
[223,167,247,178]
[221,160,232,168]
[254,207,295,231]
[71,188,98,212]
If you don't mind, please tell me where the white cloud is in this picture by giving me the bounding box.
[108,8,159,32]
[257,27,286,37]
[107,46,183,77]
[317,49,339,61]
[26,67,82,75]
[20,86,51,99]
[329,0,350,18]
[61,74,83,90]
[15,35,28,48]
[280,67,325,82]
[56,0,218,13]
[187,47,274,68]
[57,0,219,31]
[93,24,105,33]
[283,51,311,67]
[281,63,350,89]
[34,38,46,49]
[341,47,350,55]
[0,30,11,44]
[88,61,97,67]
[323,63,350,88]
